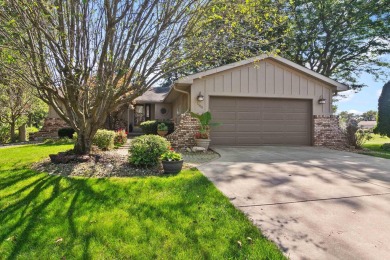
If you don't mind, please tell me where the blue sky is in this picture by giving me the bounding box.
[336,73,385,114]
[336,55,389,115]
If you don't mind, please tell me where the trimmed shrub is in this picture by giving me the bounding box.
[129,135,170,167]
[0,125,10,144]
[344,124,371,149]
[381,143,390,151]
[58,127,75,139]
[93,129,116,150]
[140,120,174,135]
[114,129,127,146]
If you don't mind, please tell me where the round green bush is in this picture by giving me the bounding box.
[129,135,170,167]
[381,143,390,151]
[93,129,116,150]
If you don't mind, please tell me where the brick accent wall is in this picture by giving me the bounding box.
[166,113,200,148]
[313,115,347,148]
[30,117,69,140]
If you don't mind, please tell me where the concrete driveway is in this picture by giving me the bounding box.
[198,146,390,260]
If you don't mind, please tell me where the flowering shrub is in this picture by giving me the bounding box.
[160,150,182,161]
[129,135,170,167]
[114,129,128,146]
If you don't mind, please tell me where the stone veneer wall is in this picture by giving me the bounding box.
[166,113,200,148]
[30,117,69,140]
[313,115,347,148]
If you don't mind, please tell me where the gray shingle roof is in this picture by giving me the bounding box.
[134,86,171,103]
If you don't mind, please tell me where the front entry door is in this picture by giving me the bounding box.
[134,104,151,126]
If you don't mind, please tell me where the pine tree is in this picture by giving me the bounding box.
[375,81,390,137]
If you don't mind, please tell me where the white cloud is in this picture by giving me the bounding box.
[348,109,363,115]
[338,90,355,102]
[377,88,382,97]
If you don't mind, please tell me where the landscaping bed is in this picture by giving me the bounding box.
[32,147,220,178]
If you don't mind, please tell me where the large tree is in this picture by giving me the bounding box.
[174,0,290,75]
[283,0,390,89]
[0,0,205,154]
[180,0,389,89]
[375,81,390,137]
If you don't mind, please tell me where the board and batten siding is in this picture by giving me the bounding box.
[190,59,335,116]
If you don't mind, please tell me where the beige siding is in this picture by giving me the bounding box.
[154,103,172,120]
[190,59,335,115]
[172,93,188,120]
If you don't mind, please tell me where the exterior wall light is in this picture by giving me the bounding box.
[318,96,326,104]
[197,92,204,101]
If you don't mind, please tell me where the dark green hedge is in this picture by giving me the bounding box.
[140,120,174,135]
[58,127,75,139]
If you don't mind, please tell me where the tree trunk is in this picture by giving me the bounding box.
[10,122,16,143]
[73,127,97,155]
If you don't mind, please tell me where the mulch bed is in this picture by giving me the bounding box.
[32,151,162,178]
[32,149,220,178]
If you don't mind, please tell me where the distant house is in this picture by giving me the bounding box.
[358,121,376,130]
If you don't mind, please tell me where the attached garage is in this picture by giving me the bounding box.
[210,97,312,146]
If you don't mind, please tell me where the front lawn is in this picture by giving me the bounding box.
[362,134,390,159]
[0,144,284,259]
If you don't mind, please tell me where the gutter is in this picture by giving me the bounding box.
[173,84,190,113]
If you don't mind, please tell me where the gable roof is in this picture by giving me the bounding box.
[176,55,349,92]
[134,86,171,104]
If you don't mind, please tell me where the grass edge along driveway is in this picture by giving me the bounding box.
[362,134,390,159]
[0,144,284,259]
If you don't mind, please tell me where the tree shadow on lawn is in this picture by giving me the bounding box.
[0,165,281,259]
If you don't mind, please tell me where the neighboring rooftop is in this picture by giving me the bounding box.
[358,121,377,129]
[134,86,171,104]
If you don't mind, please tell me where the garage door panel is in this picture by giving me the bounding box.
[210,97,311,146]
[237,124,261,132]
[214,124,236,132]
[213,111,236,119]
[237,112,261,120]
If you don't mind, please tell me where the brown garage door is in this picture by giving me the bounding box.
[210,97,312,146]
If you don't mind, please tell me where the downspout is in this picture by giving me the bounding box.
[173,84,190,113]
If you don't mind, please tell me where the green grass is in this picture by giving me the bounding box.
[0,144,284,259]
[362,134,390,159]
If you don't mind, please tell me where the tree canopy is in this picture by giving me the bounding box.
[0,0,206,154]
[283,0,390,89]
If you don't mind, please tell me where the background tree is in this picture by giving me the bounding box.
[0,0,205,154]
[179,0,389,90]
[283,0,390,89]
[164,0,290,79]
[374,81,390,137]
[0,44,40,142]
[361,110,377,121]
[0,79,35,142]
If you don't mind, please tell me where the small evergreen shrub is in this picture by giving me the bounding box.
[129,135,170,167]
[381,143,390,151]
[93,129,116,150]
[58,127,75,139]
[114,129,128,146]
[157,123,168,131]
[140,120,174,135]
